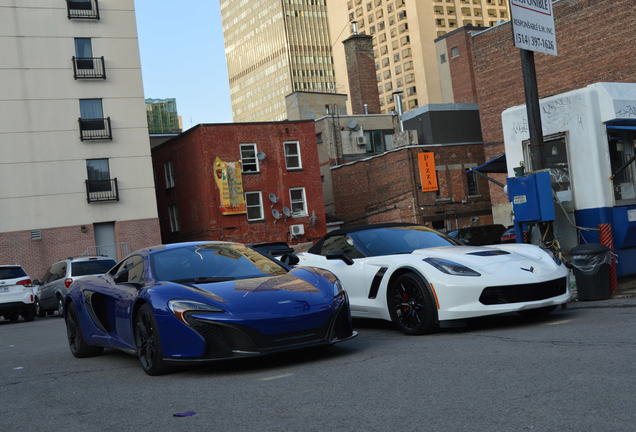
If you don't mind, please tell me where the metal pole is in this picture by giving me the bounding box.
[520,49,544,170]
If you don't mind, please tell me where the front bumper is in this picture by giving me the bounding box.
[164,301,356,363]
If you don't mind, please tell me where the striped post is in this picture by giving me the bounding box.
[599,223,619,295]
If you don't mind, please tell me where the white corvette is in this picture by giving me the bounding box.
[296,223,570,334]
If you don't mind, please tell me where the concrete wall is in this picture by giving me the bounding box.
[285,92,348,120]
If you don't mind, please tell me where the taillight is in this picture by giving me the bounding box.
[17,279,32,287]
[64,278,73,288]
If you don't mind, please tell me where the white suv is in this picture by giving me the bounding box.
[0,265,36,322]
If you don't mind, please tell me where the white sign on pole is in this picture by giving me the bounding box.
[510,0,557,56]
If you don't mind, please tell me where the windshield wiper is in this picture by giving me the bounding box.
[171,276,235,284]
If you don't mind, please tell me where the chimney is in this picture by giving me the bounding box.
[393,90,404,132]
[343,25,381,115]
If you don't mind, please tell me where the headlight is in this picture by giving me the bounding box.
[333,279,345,297]
[424,258,481,277]
[541,248,562,266]
[168,299,224,325]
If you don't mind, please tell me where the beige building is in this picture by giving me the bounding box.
[0,0,161,277]
[220,0,337,122]
[327,0,510,114]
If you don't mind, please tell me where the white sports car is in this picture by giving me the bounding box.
[295,223,570,334]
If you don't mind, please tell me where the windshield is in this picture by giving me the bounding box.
[0,266,27,280]
[71,260,116,276]
[150,243,287,283]
[349,226,458,257]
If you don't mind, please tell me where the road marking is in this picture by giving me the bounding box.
[8,345,15,348]
[545,319,573,326]
[259,373,294,381]
[13,366,24,370]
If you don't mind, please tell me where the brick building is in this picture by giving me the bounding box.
[331,144,493,231]
[467,0,636,222]
[151,121,326,245]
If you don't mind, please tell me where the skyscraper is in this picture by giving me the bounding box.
[327,0,511,114]
[220,0,337,122]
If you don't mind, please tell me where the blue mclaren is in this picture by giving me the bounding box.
[64,241,356,375]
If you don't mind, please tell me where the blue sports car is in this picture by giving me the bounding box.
[64,241,356,375]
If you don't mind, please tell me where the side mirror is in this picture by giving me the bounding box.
[326,250,354,266]
[32,279,41,286]
[114,272,129,284]
[280,253,300,266]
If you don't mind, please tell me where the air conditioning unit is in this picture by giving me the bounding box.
[290,224,305,236]
[356,136,367,146]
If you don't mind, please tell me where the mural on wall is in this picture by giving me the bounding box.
[213,157,246,215]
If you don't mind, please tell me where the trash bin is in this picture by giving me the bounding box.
[569,243,611,301]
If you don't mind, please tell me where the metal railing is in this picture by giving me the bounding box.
[73,56,106,79]
[85,178,119,203]
[66,0,100,19]
[79,117,112,141]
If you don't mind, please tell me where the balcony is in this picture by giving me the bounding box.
[72,56,106,80]
[67,0,100,20]
[79,117,112,141]
[86,178,118,203]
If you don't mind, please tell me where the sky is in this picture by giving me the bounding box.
[134,0,233,129]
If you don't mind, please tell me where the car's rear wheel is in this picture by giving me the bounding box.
[519,306,557,319]
[56,297,64,317]
[65,302,104,358]
[6,313,19,322]
[387,273,438,335]
[134,304,170,375]
[35,298,45,318]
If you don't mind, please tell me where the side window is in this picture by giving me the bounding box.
[114,256,144,284]
[320,235,365,259]
[49,262,67,282]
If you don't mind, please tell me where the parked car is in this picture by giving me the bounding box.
[0,265,36,322]
[64,241,356,375]
[35,256,116,317]
[296,223,570,335]
[447,224,507,246]
[248,241,294,258]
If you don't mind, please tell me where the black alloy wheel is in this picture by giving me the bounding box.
[65,302,103,358]
[134,304,170,375]
[387,273,438,335]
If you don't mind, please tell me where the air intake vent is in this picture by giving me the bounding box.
[30,230,42,240]
[467,250,510,256]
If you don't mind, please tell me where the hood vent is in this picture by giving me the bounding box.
[466,250,511,257]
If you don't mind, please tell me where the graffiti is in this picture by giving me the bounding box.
[617,104,636,118]
[513,118,529,135]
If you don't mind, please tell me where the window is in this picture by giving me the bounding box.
[466,170,479,196]
[86,158,111,192]
[163,161,175,189]
[113,256,144,285]
[450,46,460,57]
[245,191,264,221]
[319,235,365,258]
[289,187,308,217]
[440,53,447,63]
[523,134,571,202]
[240,143,259,173]
[80,98,103,119]
[608,129,636,203]
[74,38,92,62]
[168,205,180,232]
[284,141,302,170]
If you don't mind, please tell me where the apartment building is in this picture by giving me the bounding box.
[219,0,337,122]
[0,0,161,278]
[327,0,510,114]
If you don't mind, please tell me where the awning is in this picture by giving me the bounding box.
[470,153,507,174]
[606,120,636,131]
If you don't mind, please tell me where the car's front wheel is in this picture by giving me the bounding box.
[134,304,170,375]
[65,302,104,358]
[387,273,439,335]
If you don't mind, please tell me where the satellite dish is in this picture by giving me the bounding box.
[346,119,359,131]
[282,207,291,218]
[268,193,279,204]
[257,152,267,161]
[272,209,281,220]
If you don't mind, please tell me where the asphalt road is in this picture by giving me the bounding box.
[2,299,636,432]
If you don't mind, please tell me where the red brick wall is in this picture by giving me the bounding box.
[151,121,327,245]
[344,34,381,114]
[332,145,493,229]
[445,28,480,103]
[0,218,161,280]
[471,0,636,205]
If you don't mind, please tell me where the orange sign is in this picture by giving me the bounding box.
[417,152,438,192]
